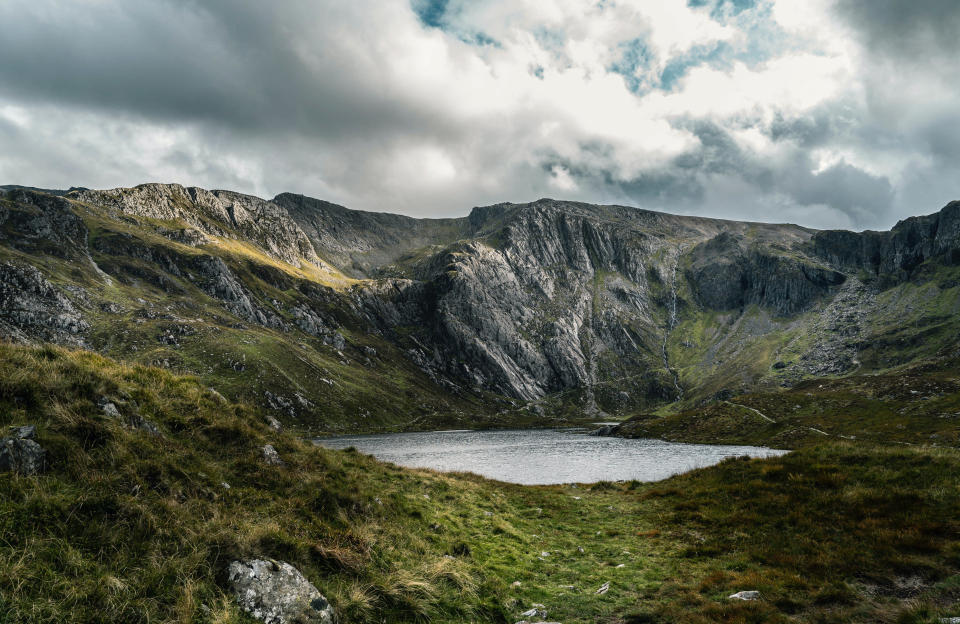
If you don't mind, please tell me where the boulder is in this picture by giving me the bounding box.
[100,401,122,419]
[728,590,761,601]
[262,445,284,466]
[128,415,161,436]
[0,427,47,475]
[227,559,333,624]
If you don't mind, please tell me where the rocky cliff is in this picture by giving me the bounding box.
[1,183,959,427]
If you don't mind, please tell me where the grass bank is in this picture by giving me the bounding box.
[1,343,958,622]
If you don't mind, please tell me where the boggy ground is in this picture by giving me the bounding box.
[0,343,958,623]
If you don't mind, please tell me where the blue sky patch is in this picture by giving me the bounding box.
[608,38,654,93]
[411,0,450,29]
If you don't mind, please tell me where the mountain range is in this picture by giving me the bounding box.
[2,183,958,431]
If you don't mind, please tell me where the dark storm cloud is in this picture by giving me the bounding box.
[635,121,893,228]
[0,1,449,141]
[834,0,960,59]
[544,118,894,229]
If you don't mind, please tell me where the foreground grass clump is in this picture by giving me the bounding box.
[1,342,959,623]
[0,343,509,622]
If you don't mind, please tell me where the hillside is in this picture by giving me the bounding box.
[2,183,959,431]
[1,343,959,623]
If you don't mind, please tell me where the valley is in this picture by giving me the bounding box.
[1,184,959,622]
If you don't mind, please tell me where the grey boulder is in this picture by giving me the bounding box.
[227,559,333,624]
[262,444,284,466]
[728,590,761,601]
[0,426,47,475]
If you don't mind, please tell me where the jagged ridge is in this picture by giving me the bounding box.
[1,183,959,425]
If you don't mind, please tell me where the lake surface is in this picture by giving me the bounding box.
[315,428,788,485]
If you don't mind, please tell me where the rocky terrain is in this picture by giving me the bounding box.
[1,183,958,430]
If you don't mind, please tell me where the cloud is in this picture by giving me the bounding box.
[834,0,960,60]
[0,0,957,229]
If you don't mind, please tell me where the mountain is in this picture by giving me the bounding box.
[2,183,959,430]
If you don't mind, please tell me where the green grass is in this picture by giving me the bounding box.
[618,357,960,449]
[2,343,959,623]
[0,197,536,434]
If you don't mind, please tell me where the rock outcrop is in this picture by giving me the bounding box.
[74,184,323,267]
[686,232,845,315]
[0,262,88,346]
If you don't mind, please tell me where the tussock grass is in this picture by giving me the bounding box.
[1,343,959,622]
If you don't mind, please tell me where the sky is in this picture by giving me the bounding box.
[1,0,958,230]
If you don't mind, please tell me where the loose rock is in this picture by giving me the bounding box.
[100,401,122,419]
[728,591,761,601]
[129,415,161,436]
[227,559,333,624]
[0,428,47,475]
[262,445,284,466]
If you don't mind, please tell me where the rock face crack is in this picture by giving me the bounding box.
[661,247,684,401]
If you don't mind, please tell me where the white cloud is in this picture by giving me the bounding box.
[0,0,957,229]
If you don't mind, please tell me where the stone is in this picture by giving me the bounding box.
[0,435,47,475]
[587,425,616,436]
[207,387,228,404]
[128,415,161,436]
[9,425,36,440]
[101,401,121,419]
[266,415,283,432]
[262,444,284,466]
[520,605,546,618]
[226,559,333,624]
[596,581,610,595]
[728,591,761,601]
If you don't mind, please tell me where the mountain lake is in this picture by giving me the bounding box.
[315,428,789,485]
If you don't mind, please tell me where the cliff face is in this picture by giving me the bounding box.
[355,200,853,404]
[808,200,960,279]
[2,183,959,425]
[686,232,846,316]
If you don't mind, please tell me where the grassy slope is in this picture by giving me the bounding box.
[0,197,541,434]
[2,343,959,623]
[617,357,960,449]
